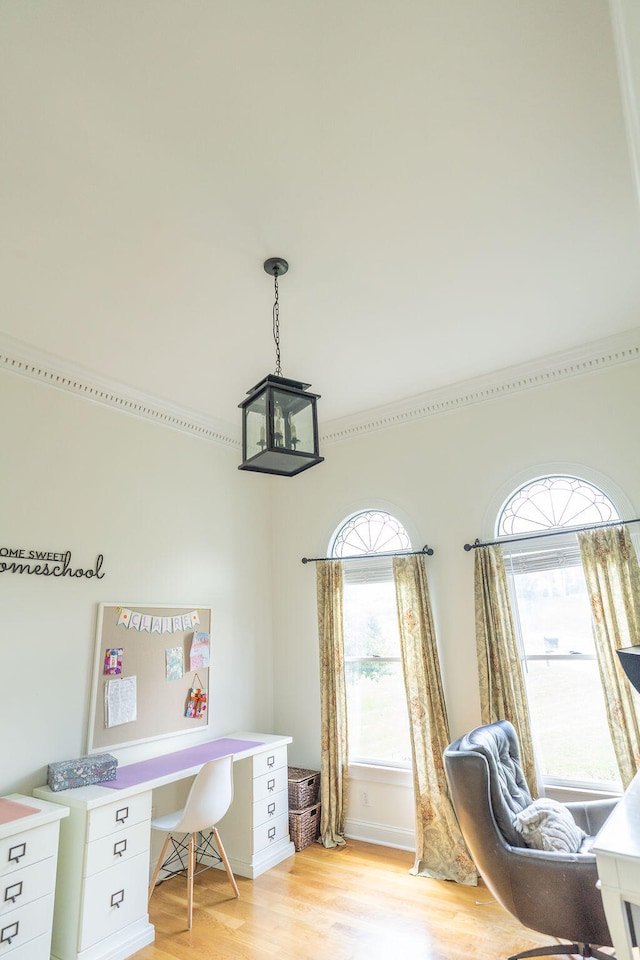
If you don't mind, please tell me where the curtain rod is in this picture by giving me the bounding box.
[301,545,434,564]
[463,517,640,552]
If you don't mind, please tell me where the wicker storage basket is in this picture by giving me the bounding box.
[289,802,321,851]
[288,767,320,809]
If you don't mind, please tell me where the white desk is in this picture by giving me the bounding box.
[33,732,295,960]
[592,771,640,960]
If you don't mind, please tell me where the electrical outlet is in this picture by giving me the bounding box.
[361,789,370,807]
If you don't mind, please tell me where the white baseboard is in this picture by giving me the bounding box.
[344,816,415,851]
[72,919,154,960]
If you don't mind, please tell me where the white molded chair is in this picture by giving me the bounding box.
[148,755,240,928]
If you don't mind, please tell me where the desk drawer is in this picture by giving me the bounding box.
[252,747,287,778]
[84,820,150,877]
[253,790,288,829]
[79,852,148,950]
[616,856,640,896]
[253,813,289,854]
[2,932,49,960]
[0,894,54,956]
[0,824,58,878]
[87,792,151,842]
[0,858,56,918]
[253,767,288,804]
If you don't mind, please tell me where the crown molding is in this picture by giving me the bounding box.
[2,327,639,449]
[0,331,239,449]
[320,327,640,444]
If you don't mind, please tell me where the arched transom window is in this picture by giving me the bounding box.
[498,475,618,537]
[331,510,411,558]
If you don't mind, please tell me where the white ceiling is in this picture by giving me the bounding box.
[1,1,640,439]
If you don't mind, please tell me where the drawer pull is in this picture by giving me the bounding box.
[267,802,276,816]
[267,826,276,842]
[114,838,127,858]
[267,754,276,768]
[111,889,125,909]
[267,778,276,792]
[115,806,129,824]
[4,881,23,904]
[8,842,26,864]
[1,921,19,945]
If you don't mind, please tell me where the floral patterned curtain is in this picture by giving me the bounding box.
[316,560,348,847]
[578,524,640,788]
[393,555,478,885]
[474,544,538,796]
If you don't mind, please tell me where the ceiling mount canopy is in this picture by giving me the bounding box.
[263,256,289,277]
[238,257,323,477]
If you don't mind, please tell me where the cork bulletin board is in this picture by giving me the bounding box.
[87,602,211,754]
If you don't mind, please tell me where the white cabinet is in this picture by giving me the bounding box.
[0,794,68,960]
[217,742,294,879]
[32,785,154,960]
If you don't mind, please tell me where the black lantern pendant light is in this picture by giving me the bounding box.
[238,258,323,476]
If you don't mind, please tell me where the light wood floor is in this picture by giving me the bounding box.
[135,838,597,960]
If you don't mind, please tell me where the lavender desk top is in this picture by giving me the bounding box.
[103,737,264,789]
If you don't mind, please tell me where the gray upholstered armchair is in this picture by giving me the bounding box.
[443,720,617,960]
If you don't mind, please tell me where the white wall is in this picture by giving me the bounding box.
[270,360,640,844]
[3,360,639,846]
[0,372,274,796]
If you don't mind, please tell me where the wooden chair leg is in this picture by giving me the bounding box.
[187,833,196,930]
[212,826,240,898]
[148,833,172,904]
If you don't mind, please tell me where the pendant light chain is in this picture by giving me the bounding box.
[273,271,282,377]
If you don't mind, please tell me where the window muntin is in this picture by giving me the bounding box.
[331,510,412,767]
[499,476,621,791]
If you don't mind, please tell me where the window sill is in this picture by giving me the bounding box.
[544,781,622,803]
[348,762,413,787]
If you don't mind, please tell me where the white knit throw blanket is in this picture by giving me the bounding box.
[512,798,586,853]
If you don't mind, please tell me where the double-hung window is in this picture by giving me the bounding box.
[330,510,412,767]
[499,475,622,791]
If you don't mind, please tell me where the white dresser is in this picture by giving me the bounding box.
[33,733,294,960]
[0,794,68,960]
[216,738,291,879]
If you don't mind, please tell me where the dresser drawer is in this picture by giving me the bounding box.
[253,812,289,854]
[0,893,54,956]
[252,746,287,778]
[253,790,288,828]
[2,931,50,960]
[78,851,149,950]
[84,819,150,878]
[253,766,288,804]
[86,792,151,842]
[0,824,58,878]
[0,857,56,918]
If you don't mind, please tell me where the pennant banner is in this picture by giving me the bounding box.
[117,608,201,633]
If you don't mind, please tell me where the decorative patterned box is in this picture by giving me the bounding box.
[47,754,118,792]
[288,767,320,809]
